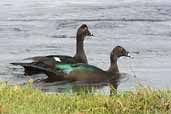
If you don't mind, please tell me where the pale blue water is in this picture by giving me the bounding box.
[1,0,171,93]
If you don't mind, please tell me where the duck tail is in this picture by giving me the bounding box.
[10,62,45,76]
[10,62,65,81]
[23,65,65,82]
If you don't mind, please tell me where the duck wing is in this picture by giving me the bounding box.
[53,63,107,82]
[10,55,75,76]
[54,63,102,74]
[25,55,75,64]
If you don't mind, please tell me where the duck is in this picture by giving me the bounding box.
[11,24,93,75]
[29,46,130,90]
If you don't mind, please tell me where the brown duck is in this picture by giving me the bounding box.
[11,24,93,75]
[30,46,130,88]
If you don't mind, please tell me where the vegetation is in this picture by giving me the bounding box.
[0,83,171,114]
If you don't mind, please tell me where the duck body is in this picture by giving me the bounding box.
[11,24,93,75]
[31,63,112,83]
[55,64,109,82]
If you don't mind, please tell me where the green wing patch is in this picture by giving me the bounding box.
[55,64,101,74]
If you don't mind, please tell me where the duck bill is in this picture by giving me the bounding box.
[125,51,131,58]
[87,30,94,37]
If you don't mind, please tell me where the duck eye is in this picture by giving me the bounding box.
[122,51,125,55]
[119,48,123,53]
[84,27,88,30]
[81,27,88,33]
[120,49,125,55]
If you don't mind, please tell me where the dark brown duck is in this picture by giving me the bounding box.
[30,46,130,89]
[11,24,93,75]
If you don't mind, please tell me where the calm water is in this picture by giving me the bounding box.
[1,0,171,93]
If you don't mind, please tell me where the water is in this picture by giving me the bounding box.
[1,0,171,93]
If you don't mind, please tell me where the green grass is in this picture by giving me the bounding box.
[0,83,171,114]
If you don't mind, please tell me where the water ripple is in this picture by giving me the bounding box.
[5,18,170,22]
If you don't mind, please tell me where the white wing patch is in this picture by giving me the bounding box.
[54,57,61,62]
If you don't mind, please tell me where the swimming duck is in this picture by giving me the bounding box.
[11,24,93,75]
[30,46,130,87]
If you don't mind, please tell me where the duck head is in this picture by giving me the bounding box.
[77,24,93,41]
[110,46,130,62]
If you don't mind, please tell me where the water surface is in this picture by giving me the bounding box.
[1,0,171,93]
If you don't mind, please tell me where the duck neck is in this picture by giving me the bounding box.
[74,35,87,63]
[76,35,85,55]
[107,55,119,74]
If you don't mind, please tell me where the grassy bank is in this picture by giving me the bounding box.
[0,83,171,114]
